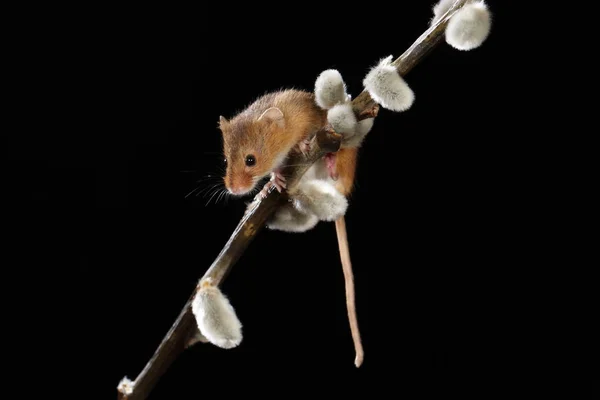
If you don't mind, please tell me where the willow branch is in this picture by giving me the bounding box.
[351,0,468,114]
[117,1,468,398]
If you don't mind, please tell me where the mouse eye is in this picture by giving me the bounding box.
[245,154,256,167]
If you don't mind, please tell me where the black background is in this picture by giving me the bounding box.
[7,0,549,398]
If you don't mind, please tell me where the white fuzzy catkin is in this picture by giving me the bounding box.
[341,118,374,148]
[293,179,348,221]
[431,0,457,24]
[191,279,242,349]
[117,377,134,395]
[363,55,414,112]
[445,1,491,51]
[266,202,320,232]
[327,103,357,135]
[314,69,347,109]
[356,118,374,136]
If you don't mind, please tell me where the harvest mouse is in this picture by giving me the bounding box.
[217,85,367,367]
[216,47,423,365]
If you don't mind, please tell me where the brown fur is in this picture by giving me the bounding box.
[219,89,327,194]
[334,147,358,197]
[332,147,362,366]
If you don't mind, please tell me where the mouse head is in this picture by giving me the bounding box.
[219,107,286,196]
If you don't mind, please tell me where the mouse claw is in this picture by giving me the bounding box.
[298,138,312,158]
[258,184,271,199]
[271,172,287,193]
[258,172,287,198]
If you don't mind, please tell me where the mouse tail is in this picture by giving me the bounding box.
[334,216,364,367]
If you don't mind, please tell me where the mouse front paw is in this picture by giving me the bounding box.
[271,171,287,193]
[258,171,287,198]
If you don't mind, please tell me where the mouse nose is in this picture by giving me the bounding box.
[228,186,243,195]
[227,183,249,196]
[226,175,252,196]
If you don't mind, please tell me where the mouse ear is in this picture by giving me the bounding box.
[257,107,285,128]
[219,116,229,131]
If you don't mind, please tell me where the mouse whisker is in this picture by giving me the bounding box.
[185,184,205,199]
[216,188,229,205]
[187,182,220,199]
[213,188,224,204]
[201,184,222,199]
[197,187,216,198]
[205,186,225,206]
[184,169,226,199]
[214,190,223,205]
